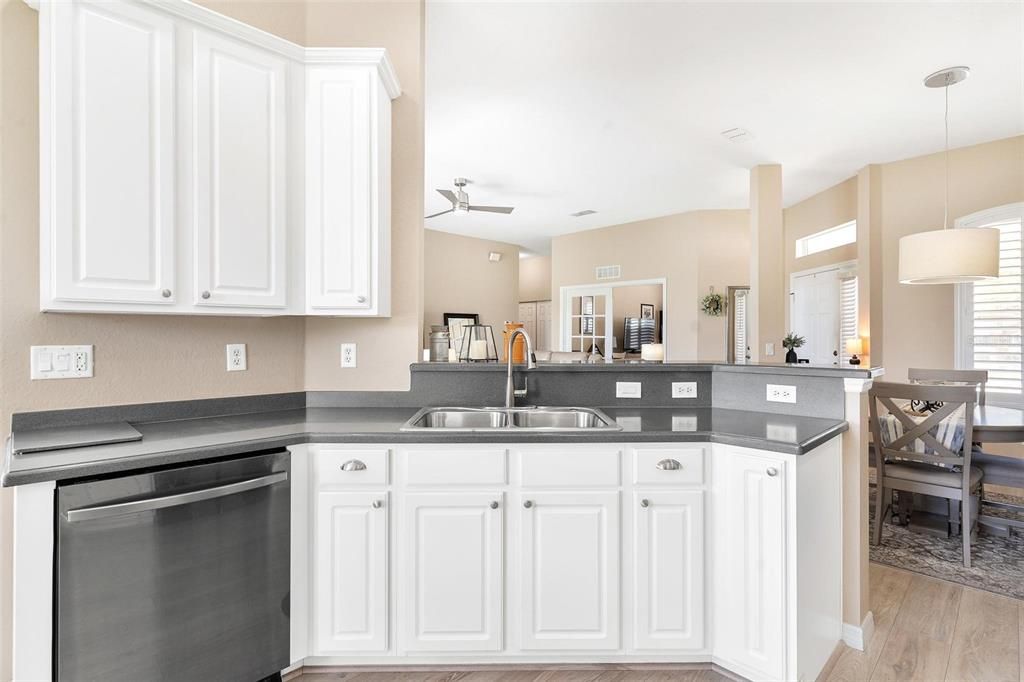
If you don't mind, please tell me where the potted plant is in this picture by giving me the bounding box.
[782,332,805,364]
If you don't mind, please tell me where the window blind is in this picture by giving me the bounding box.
[839,276,858,363]
[734,291,747,363]
[969,219,1023,395]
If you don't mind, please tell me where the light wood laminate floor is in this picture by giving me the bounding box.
[293,564,1024,682]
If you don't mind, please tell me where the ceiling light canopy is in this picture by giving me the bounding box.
[898,66,1000,285]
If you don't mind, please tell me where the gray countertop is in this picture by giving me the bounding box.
[3,406,848,486]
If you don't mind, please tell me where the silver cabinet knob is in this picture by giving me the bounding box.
[356,295,367,303]
[372,500,383,509]
[640,498,650,508]
[766,467,779,477]
[490,501,499,509]
[656,458,682,471]
[201,291,211,299]
[341,460,366,471]
[161,289,172,298]
[523,500,533,509]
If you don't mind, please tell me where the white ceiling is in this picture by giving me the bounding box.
[425,1,1024,254]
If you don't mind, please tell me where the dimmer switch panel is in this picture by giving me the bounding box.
[31,345,93,379]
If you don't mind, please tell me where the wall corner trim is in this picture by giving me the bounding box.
[841,610,875,651]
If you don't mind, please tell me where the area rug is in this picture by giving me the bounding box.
[869,486,1024,599]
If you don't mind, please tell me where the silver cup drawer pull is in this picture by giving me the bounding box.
[656,458,682,471]
[340,460,367,472]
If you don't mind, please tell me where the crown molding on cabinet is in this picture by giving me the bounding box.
[22,0,402,99]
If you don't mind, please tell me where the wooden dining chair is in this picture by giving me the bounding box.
[869,381,984,568]
[908,367,988,407]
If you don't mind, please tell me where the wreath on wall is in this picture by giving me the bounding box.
[700,289,726,317]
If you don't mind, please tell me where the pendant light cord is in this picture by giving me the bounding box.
[944,81,950,230]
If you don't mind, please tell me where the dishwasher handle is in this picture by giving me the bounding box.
[64,471,288,523]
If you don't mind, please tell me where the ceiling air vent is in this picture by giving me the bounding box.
[595,265,621,281]
[570,209,597,217]
[720,127,752,142]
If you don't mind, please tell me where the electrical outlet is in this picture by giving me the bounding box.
[765,342,775,356]
[672,381,697,399]
[672,415,698,432]
[226,344,247,371]
[31,345,93,379]
[616,381,642,399]
[766,383,797,404]
[340,343,357,368]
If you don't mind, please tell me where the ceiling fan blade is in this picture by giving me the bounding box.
[436,189,458,203]
[469,205,514,214]
[424,208,455,219]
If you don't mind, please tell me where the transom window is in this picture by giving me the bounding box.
[956,203,1024,403]
[795,220,857,258]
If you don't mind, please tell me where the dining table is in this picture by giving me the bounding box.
[970,404,1024,534]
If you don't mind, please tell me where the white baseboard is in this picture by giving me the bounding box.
[842,611,875,651]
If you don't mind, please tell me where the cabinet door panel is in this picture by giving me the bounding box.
[713,452,786,679]
[193,31,287,308]
[314,491,388,654]
[633,491,704,651]
[48,0,176,305]
[305,67,374,312]
[401,492,503,652]
[519,491,620,650]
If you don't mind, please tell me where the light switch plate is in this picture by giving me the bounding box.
[766,383,797,404]
[226,344,247,371]
[340,343,357,368]
[31,345,93,379]
[765,342,775,356]
[672,381,697,398]
[616,381,642,399]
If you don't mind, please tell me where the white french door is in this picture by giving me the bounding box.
[560,286,613,360]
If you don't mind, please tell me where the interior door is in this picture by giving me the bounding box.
[193,30,288,308]
[400,492,503,652]
[561,287,613,360]
[790,269,840,365]
[537,300,553,351]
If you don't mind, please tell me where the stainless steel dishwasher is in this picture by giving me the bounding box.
[56,449,290,682]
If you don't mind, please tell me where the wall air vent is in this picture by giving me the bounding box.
[595,265,621,281]
[720,127,752,142]
[570,209,597,217]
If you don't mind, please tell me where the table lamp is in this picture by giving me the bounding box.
[845,338,863,366]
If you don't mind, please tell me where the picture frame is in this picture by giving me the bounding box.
[443,312,480,352]
[640,303,655,320]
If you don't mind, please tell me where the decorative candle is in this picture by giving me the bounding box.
[641,343,664,362]
[469,339,488,360]
[448,348,459,363]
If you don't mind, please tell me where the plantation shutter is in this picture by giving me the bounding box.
[839,276,858,363]
[734,290,748,363]
[968,219,1023,396]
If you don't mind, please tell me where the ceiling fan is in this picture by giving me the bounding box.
[425,178,515,219]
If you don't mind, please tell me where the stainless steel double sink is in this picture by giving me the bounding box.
[400,406,622,432]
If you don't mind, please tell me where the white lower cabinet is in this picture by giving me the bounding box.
[305,440,841,682]
[313,490,388,654]
[399,492,504,652]
[633,490,704,651]
[518,491,620,651]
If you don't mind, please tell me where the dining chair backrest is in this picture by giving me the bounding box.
[868,381,977,472]
[908,368,988,407]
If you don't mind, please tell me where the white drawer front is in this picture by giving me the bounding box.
[518,448,621,487]
[632,447,704,485]
[315,447,389,486]
[401,448,507,486]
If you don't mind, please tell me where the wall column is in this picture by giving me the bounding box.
[856,165,883,366]
[749,165,785,362]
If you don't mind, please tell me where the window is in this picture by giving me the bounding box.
[839,275,859,363]
[956,203,1024,402]
[795,220,857,258]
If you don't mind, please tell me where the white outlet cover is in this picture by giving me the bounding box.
[31,345,93,380]
[672,415,698,432]
[226,344,247,371]
[765,342,775,356]
[766,383,797,404]
[340,343,357,368]
[616,381,642,398]
[672,381,697,398]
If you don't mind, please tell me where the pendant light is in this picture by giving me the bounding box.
[898,66,1000,285]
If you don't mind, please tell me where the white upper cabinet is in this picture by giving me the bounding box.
[192,30,288,309]
[31,0,400,316]
[305,64,392,316]
[41,0,177,307]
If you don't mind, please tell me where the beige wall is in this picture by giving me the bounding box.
[424,229,519,343]
[302,1,425,391]
[749,165,785,362]
[519,255,552,302]
[784,176,858,277]
[551,209,749,362]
